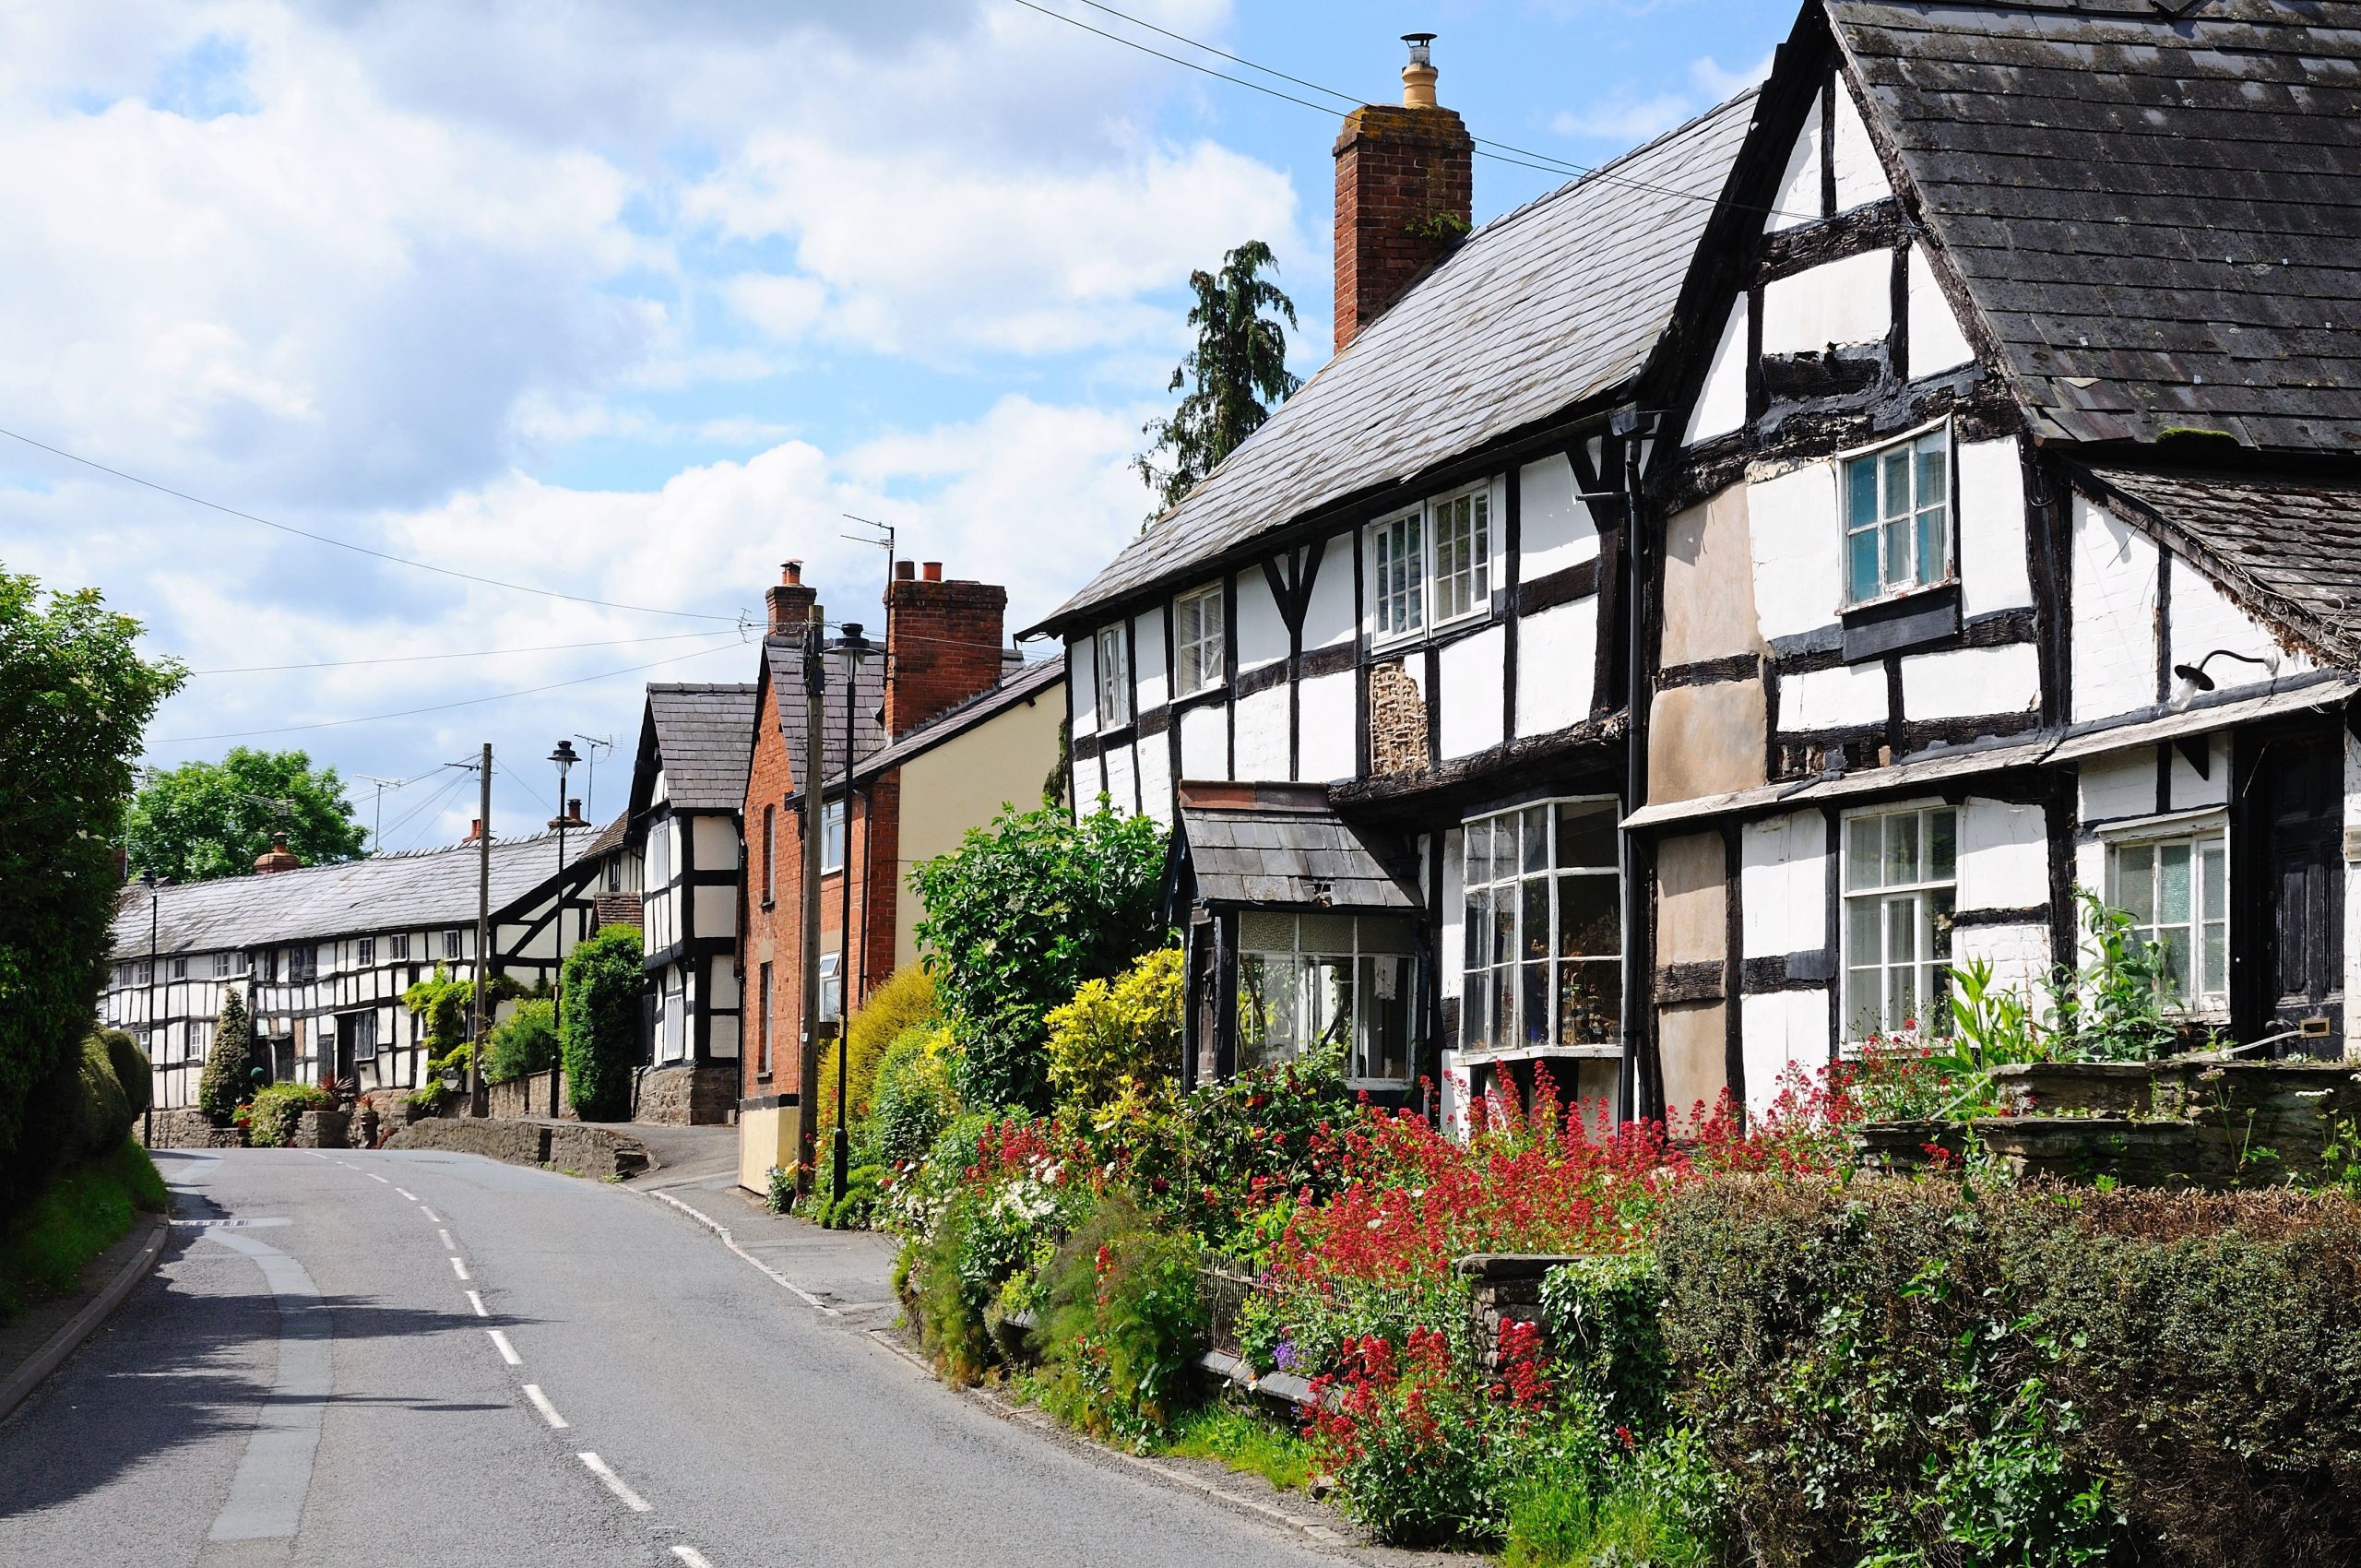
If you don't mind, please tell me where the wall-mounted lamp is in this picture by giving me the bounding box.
[2172,647,2280,692]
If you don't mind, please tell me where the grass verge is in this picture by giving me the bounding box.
[0,1139,168,1322]
[1155,1403,1318,1492]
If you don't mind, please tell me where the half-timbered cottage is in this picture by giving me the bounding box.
[102,826,604,1111]
[1620,0,2361,1116]
[1031,41,1751,1119]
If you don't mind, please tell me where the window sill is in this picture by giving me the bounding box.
[1839,581,1960,662]
[1347,1077,1412,1093]
[1452,1042,1623,1063]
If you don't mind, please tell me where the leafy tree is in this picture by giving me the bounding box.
[198,987,255,1123]
[561,925,643,1122]
[1133,240,1301,517]
[909,797,1167,1112]
[484,998,558,1085]
[0,572,183,1198]
[126,746,368,883]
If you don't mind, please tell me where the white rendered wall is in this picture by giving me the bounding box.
[2167,554,2309,695]
[1067,638,1097,733]
[1304,534,1356,651]
[1901,644,2041,723]
[1516,599,1596,738]
[1782,661,1887,731]
[1956,437,2031,618]
[1298,671,1356,783]
[2077,748,2156,826]
[1134,732,1174,825]
[1952,921,2050,1009]
[1133,607,1169,713]
[1234,686,1290,780]
[1740,810,1828,956]
[1829,81,1893,210]
[693,883,736,942]
[1179,703,1227,780]
[1236,569,1287,672]
[1102,742,1137,814]
[1741,991,1832,1113]
[1519,455,1600,580]
[1765,110,1820,233]
[1907,244,1975,376]
[2070,497,2160,723]
[2169,733,2231,809]
[1958,797,2047,909]
[1685,299,1750,445]
[1748,467,1842,641]
[1438,624,1506,761]
[1762,250,1892,355]
[693,814,738,870]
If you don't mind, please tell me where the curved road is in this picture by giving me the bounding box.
[0,1147,1347,1568]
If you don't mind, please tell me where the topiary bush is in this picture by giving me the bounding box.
[98,1028,150,1120]
[243,1081,332,1148]
[560,925,642,1122]
[198,987,255,1124]
[869,1025,960,1171]
[484,998,558,1085]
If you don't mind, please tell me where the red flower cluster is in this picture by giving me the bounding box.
[1306,1326,1458,1460]
[1489,1318,1551,1410]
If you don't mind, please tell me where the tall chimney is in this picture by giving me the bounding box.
[253,831,302,873]
[884,565,1008,738]
[766,560,817,638]
[1333,32,1474,354]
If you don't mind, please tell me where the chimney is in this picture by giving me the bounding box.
[461,818,483,846]
[1333,32,1473,354]
[548,798,588,830]
[766,560,817,638]
[253,831,301,874]
[884,564,1008,738]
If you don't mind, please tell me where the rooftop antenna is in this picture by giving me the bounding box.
[842,514,896,704]
[573,734,615,823]
[355,775,407,852]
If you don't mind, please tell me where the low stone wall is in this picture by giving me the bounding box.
[1453,1253,1566,1375]
[489,1069,571,1123]
[384,1115,650,1180]
[290,1109,351,1149]
[635,1065,734,1126]
[139,1108,224,1149]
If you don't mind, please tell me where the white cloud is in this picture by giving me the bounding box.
[1550,50,1775,145]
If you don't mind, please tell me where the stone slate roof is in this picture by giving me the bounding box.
[1830,0,2361,452]
[1173,790,1420,913]
[762,633,888,800]
[851,655,1064,785]
[1035,90,1757,634]
[2070,461,2361,667]
[108,830,591,958]
[644,683,759,812]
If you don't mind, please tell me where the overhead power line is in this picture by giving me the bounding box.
[0,425,742,624]
[187,626,746,675]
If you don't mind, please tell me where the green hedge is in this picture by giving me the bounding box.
[1656,1176,2361,1568]
[244,1082,331,1147]
[0,1138,167,1318]
[18,1032,138,1173]
[561,926,641,1122]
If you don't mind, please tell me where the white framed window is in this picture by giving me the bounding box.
[357,937,375,967]
[389,933,410,963]
[1095,624,1132,727]
[1842,805,1957,1038]
[2107,823,2229,1015]
[443,928,463,960]
[1370,510,1425,639]
[818,950,842,1024]
[288,945,317,983]
[1461,798,1622,1054]
[1368,483,1496,643]
[821,800,847,875]
[1236,912,1417,1085]
[1842,426,1952,606]
[1175,585,1225,696]
[212,952,232,979]
[1430,487,1492,624]
[171,957,187,980]
[135,960,153,986]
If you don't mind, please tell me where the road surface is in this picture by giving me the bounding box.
[0,1146,1347,1568]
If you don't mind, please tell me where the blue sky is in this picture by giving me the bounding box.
[0,0,1802,845]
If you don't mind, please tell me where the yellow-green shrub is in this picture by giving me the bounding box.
[1043,946,1182,1120]
[818,966,939,1146]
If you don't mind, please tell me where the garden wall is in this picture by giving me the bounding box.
[384,1115,649,1179]
[633,1064,734,1126]
[488,1069,571,1123]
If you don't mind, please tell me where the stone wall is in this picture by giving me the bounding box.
[139,1109,238,1149]
[290,1110,350,1149]
[489,1069,572,1123]
[385,1115,650,1180]
[635,1064,735,1126]
[1453,1253,1568,1375]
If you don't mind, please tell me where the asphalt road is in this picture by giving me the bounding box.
[0,1146,1341,1568]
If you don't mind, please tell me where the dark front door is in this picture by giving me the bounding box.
[2248,726,2345,1055]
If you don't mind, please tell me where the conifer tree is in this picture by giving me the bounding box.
[198,987,255,1123]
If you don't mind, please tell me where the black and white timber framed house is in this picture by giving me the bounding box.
[1037,6,2361,1126]
[625,682,759,1071]
[1620,0,2361,1119]
[1029,40,1756,1121]
[101,827,606,1111]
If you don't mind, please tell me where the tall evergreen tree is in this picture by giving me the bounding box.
[1133,240,1301,517]
[198,987,255,1123]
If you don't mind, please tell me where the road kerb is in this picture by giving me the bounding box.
[0,1211,167,1427]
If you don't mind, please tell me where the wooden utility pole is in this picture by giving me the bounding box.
[795,604,826,1191]
[469,741,492,1112]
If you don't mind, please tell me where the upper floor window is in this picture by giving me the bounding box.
[1462,799,1622,1055]
[1843,428,1950,606]
[1175,585,1225,696]
[443,928,464,960]
[135,960,153,986]
[389,933,410,963]
[818,950,842,1024]
[1236,911,1417,1086]
[1370,511,1424,638]
[606,855,623,893]
[287,945,317,983]
[761,804,777,905]
[171,957,187,980]
[1369,484,1494,643]
[1095,624,1131,727]
[213,952,233,979]
[2108,825,2229,1015]
[821,800,847,875]
[357,937,375,967]
[1430,489,1492,624]
[1842,805,1956,1038]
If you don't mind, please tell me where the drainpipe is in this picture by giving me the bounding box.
[1613,409,1659,1124]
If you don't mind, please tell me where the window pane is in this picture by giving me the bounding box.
[1493,965,1518,1051]
[2201,921,2226,999]
[2159,843,2192,923]
[1847,967,1881,1035]
[1888,961,1918,1028]
[1846,456,1879,527]
[1847,817,1882,891]
[1915,507,1945,586]
[1915,438,1948,505]
[1847,897,1881,972]
[1523,806,1550,875]
[1881,451,1910,518]
[1522,878,1550,965]
[1883,815,1920,885]
[1492,818,1518,885]
[1239,955,1299,1070]
[1929,810,1957,882]
[1558,873,1619,959]
[2201,841,2227,917]
[1308,957,1354,1049]
[1357,917,1416,955]
[2159,927,2193,1004]
[1522,961,1549,1046]
[1465,819,1491,885]
[1240,910,1296,952]
[1465,890,1489,968]
[1555,800,1617,870]
[1883,517,1911,588]
[1299,912,1357,954]
[1558,960,1620,1047]
[1462,976,1489,1052]
[1362,956,1410,1081]
[1929,887,1954,961]
[1886,895,1920,965]
[1491,899,1517,970]
[2115,844,2155,922]
[1848,527,1880,603]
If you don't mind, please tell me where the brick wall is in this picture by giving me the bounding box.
[1369,659,1429,777]
[884,566,1006,737]
[1333,103,1474,353]
[742,653,809,1108]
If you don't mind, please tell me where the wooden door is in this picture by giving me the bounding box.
[2249,727,2344,1055]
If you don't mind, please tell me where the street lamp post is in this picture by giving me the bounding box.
[138,872,169,1146]
[825,622,872,1205]
[550,739,580,1121]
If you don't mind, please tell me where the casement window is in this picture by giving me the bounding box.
[189,1021,208,1064]
[2108,826,2230,1015]
[761,804,777,905]
[1461,799,1623,1054]
[756,962,774,1075]
[389,933,410,963]
[1369,484,1494,642]
[1842,805,1957,1037]
[1236,912,1417,1085]
[287,945,317,983]
[606,856,623,893]
[443,928,463,960]
[647,821,672,886]
[821,800,847,875]
[357,937,375,967]
[1095,624,1132,727]
[1175,585,1225,696]
[135,960,153,986]
[213,952,232,979]
[1842,428,1951,606]
[350,1012,378,1062]
[818,951,842,1024]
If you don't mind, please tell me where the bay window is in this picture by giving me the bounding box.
[1461,798,1622,1053]
[1842,805,1957,1037]
[1236,912,1416,1085]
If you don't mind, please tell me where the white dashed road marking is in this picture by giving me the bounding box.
[487,1329,521,1366]
[394,1188,416,1200]
[670,1548,715,1568]
[524,1384,570,1429]
[450,1256,470,1281]
[421,1207,441,1222]
[577,1453,651,1513]
[465,1290,488,1318]
[368,1173,389,1184]
[438,1229,456,1250]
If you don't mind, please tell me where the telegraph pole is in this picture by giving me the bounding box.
[796,603,826,1193]
[469,742,492,1113]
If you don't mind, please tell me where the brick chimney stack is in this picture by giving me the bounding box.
[253,831,301,873]
[461,818,484,846]
[1333,32,1473,354]
[766,560,817,639]
[884,562,1007,738]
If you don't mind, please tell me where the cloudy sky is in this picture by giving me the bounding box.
[0,0,1800,849]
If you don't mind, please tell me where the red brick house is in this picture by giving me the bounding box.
[736,560,1067,1191]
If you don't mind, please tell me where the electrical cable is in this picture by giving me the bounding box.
[382,767,474,852]
[187,627,746,675]
[0,424,743,624]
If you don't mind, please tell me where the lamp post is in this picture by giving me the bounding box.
[138,872,169,1146]
[825,621,872,1204]
[549,739,581,1121]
